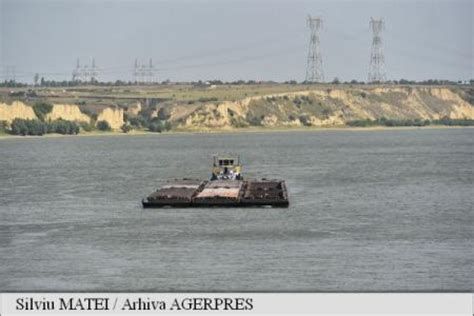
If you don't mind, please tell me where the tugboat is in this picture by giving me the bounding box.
[211,155,242,180]
[142,155,289,208]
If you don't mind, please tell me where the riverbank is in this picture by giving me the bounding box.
[1,85,473,134]
[0,125,472,140]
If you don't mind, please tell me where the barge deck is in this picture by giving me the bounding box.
[142,179,289,208]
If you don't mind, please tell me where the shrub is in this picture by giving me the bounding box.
[121,124,132,133]
[97,120,111,131]
[11,119,47,135]
[148,121,164,133]
[48,119,80,134]
[9,119,81,136]
[148,120,172,133]
[432,118,474,126]
[198,97,218,103]
[128,117,143,128]
[32,102,53,121]
[231,118,249,128]
[346,119,377,127]
[79,122,94,132]
[157,107,171,120]
[299,115,312,126]
[11,119,28,135]
[0,121,8,133]
[248,116,262,126]
[347,118,434,127]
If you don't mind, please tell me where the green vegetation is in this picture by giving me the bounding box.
[10,119,79,136]
[32,101,53,121]
[128,116,148,128]
[11,119,47,135]
[121,124,132,133]
[197,96,219,103]
[48,119,80,134]
[0,121,9,134]
[148,120,172,133]
[347,117,474,127]
[432,118,474,126]
[245,93,334,126]
[79,122,94,132]
[124,108,173,132]
[96,120,111,131]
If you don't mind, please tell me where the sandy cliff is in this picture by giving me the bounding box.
[0,101,38,123]
[96,107,124,130]
[0,101,124,130]
[175,87,473,129]
[45,104,90,123]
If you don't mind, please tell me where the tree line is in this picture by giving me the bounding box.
[9,119,80,136]
[1,78,472,88]
[347,117,474,127]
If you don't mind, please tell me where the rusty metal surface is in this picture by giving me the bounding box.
[243,181,285,200]
[148,188,197,201]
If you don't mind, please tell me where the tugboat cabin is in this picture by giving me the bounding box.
[212,155,242,180]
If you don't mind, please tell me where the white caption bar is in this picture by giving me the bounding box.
[0,293,472,315]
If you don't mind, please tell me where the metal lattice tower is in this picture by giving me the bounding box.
[134,58,156,84]
[368,17,386,83]
[134,59,140,83]
[72,58,99,82]
[305,15,324,83]
[72,58,81,82]
[4,66,16,82]
[90,58,99,82]
[147,58,155,83]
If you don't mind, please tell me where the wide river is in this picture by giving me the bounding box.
[0,128,472,291]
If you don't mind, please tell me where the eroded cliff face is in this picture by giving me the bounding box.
[126,102,142,117]
[0,102,124,130]
[45,104,90,123]
[181,101,250,130]
[0,101,37,123]
[96,107,124,130]
[1,87,472,131]
[175,87,473,129]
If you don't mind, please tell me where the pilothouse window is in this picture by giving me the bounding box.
[218,159,235,166]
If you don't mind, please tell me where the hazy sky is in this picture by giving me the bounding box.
[0,0,472,83]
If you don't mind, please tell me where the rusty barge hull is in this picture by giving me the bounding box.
[142,179,289,208]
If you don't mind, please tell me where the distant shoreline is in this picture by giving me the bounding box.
[0,125,472,140]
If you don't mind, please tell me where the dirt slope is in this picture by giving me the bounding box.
[174,87,473,129]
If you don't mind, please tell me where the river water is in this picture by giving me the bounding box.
[0,128,472,291]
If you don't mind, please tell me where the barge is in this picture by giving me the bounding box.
[142,155,289,208]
